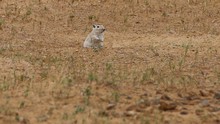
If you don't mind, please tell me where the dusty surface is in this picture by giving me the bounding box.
[0,0,220,124]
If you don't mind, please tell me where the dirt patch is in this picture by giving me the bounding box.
[0,0,220,124]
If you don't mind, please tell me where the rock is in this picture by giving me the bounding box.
[181,107,188,110]
[159,101,177,111]
[184,92,199,101]
[106,103,116,110]
[179,99,188,105]
[200,100,209,107]
[178,93,183,98]
[215,119,220,123]
[126,104,146,112]
[140,93,148,98]
[209,90,215,94]
[156,90,162,94]
[111,111,123,117]
[161,94,172,101]
[126,105,137,111]
[188,100,200,105]
[126,99,150,112]
[214,92,220,99]
[180,111,188,115]
[135,107,145,112]
[184,95,199,101]
[124,111,136,116]
[199,90,208,97]
[137,99,150,108]
[208,107,220,112]
[151,97,161,105]
[126,96,132,100]
[195,109,204,116]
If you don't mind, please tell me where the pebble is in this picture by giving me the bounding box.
[200,100,209,107]
[199,90,208,97]
[161,94,172,101]
[214,92,220,99]
[124,111,136,116]
[180,111,188,115]
[106,103,116,110]
[159,101,177,111]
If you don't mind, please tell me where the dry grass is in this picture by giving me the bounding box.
[0,0,220,124]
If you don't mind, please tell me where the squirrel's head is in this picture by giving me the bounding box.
[92,24,105,33]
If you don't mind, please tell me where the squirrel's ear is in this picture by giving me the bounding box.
[93,25,96,28]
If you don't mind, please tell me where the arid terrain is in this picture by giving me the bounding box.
[0,0,220,124]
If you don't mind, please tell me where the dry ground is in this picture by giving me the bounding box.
[0,0,220,124]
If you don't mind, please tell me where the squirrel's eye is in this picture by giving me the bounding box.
[97,26,99,28]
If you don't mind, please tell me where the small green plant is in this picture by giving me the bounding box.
[69,14,75,19]
[13,69,17,88]
[106,63,112,71]
[112,91,120,103]
[22,7,32,20]
[103,62,118,86]
[61,76,74,87]
[92,47,101,52]
[26,8,32,16]
[141,68,156,83]
[82,87,92,105]
[23,88,29,97]
[15,113,20,122]
[0,18,4,30]
[88,15,96,20]
[0,76,9,91]
[39,70,48,79]
[88,72,98,82]
[73,106,85,115]
[179,43,190,70]
[19,101,25,109]
[141,71,150,82]
[194,48,199,61]
[144,0,149,6]
[168,59,176,71]
[124,15,128,23]
[149,45,159,56]
[162,11,168,17]
[183,44,190,56]
[0,47,6,54]
[141,116,150,124]
[215,70,220,83]
[62,113,69,120]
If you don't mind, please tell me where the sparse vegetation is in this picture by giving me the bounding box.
[0,0,220,124]
[0,17,4,30]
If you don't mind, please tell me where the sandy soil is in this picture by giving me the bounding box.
[0,0,220,124]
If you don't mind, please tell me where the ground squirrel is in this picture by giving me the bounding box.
[83,24,106,48]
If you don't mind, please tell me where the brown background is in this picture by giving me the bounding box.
[0,0,220,124]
